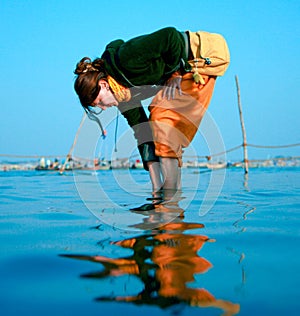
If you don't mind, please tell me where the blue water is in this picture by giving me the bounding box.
[0,168,299,316]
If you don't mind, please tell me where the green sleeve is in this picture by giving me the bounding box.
[119,101,159,170]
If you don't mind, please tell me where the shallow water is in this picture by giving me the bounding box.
[0,168,299,316]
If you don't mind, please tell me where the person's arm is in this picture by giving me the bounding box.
[119,100,159,171]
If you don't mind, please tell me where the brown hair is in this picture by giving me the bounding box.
[74,57,107,108]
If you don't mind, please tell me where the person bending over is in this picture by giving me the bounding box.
[73,27,229,193]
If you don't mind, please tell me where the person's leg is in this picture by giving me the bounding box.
[160,157,181,191]
[149,74,216,193]
[147,161,163,193]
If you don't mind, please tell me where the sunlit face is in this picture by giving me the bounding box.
[91,79,119,110]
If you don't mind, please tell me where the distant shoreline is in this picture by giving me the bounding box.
[1,156,299,172]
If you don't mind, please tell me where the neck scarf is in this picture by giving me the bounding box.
[107,76,131,102]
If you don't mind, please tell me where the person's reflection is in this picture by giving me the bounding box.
[62,204,239,315]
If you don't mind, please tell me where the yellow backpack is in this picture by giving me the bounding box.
[188,30,230,84]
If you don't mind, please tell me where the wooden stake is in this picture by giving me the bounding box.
[59,113,87,174]
[235,75,249,174]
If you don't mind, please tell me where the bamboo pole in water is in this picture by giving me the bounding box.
[59,113,87,174]
[235,75,249,174]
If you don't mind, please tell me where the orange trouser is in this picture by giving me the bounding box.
[149,73,216,166]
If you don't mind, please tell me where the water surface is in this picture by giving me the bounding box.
[0,168,299,315]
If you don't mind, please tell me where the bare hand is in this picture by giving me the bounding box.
[162,75,182,100]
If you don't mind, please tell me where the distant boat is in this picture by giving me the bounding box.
[35,164,83,171]
[35,157,83,171]
[92,159,111,171]
[186,161,208,169]
[206,162,227,170]
[94,162,111,171]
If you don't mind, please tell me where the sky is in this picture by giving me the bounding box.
[0,0,299,162]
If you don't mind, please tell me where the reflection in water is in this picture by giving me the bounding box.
[61,202,240,315]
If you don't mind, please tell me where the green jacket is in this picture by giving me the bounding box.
[101,27,191,170]
[101,27,191,87]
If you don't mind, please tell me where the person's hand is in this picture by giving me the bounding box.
[162,75,182,100]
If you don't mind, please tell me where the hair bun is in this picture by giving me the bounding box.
[74,57,105,75]
[74,57,95,75]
